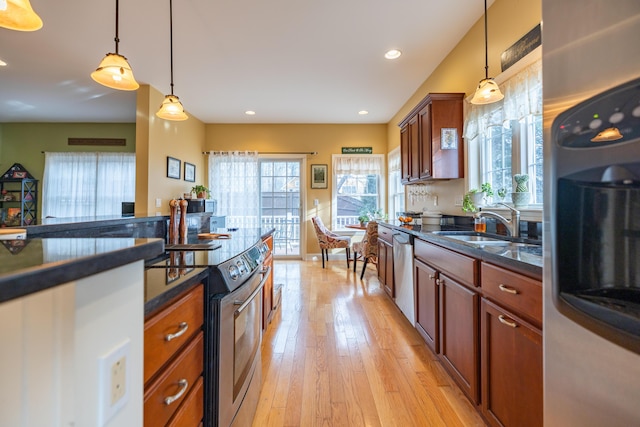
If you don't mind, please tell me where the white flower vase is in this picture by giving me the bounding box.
[511,192,530,208]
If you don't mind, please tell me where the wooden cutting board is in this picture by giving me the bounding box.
[198,232,232,239]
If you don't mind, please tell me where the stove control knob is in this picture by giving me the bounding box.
[228,264,240,281]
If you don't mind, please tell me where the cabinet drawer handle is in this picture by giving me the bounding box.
[498,284,519,295]
[498,315,518,328]
[164,379,189,405]
[165,322,189,341]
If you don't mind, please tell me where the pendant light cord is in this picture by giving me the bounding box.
[114,0,120,55]
[483,0,489,79]
[169,0,175,96]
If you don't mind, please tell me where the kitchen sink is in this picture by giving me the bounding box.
[432,231,541,249]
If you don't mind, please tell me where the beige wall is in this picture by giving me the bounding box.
[387,0,542,214]
[135,85,206,216]
[206,123,387,254]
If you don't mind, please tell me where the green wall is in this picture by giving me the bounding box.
[0,123,136,220]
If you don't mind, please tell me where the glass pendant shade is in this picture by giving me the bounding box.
[0,0,43,31]
[156,94,188,121]
[91,53,140,91]
[470,77,504,105]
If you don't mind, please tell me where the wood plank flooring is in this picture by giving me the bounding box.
[252,260,486,427]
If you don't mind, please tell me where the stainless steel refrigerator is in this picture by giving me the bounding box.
[543,1,640,425]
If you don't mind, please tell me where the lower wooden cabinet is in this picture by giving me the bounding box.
[144,284,204,427]
[439,272,480,404]
[414,258,439,353]
[262,234,274,329]
[481,298,542,427]
[377,225,394,297]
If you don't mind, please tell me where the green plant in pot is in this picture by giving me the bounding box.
[511,174,530,207]
[462,182,493,213]
[192,184,210,199]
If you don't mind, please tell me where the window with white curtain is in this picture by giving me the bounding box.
[208,151,260,229]
[332,154,385,230]
[387,147,404,220]
[42,152,135,218]
[464,57,543,206]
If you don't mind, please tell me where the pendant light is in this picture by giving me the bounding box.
[91,0,139,91]
[470,0,504,105]
[0,0,43,31]
[156,0,188,121]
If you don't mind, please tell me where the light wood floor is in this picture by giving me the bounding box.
[252,259,486,427]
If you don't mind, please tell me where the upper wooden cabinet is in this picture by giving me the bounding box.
[398,93,465,183]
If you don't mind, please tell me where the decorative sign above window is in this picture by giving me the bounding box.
[341,147,372,154]
[501,23,541,72]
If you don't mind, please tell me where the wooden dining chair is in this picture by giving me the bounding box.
[311,216,351,268]
[352,221,378,279]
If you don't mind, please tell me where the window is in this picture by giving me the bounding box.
[332,154,385,229]
[42,152,135,218]
[388,147,404,219]
[465,57,543,206]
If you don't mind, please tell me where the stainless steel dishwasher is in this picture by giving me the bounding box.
[393,230,415,326]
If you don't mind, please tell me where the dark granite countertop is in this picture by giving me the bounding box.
[0,237,164,303]
[380,221,542,280]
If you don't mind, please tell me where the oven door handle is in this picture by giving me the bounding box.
[234,266,271,315]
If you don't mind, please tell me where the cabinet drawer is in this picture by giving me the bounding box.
[144,332,204,427]
[144,285,204,384]
[481,263,542,326]
[378,224,393,244]
[167,376,204,427]
[414,239,477,287]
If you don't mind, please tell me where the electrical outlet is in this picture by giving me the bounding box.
[98,339,130,426]
[313,199,319,207]
[155,198,162,208]
[454,195,463,206]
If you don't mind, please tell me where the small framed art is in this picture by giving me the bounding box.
[184,162,195,182]
[167,156,181,179]
[441,128,458,150]
[311,164,328,189]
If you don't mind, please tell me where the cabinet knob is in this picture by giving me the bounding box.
[429,274,436,280]
[165,322,189,341]
[436,278,444,286]
[498,315,518,328]
[164,379,189,405]
[498,284,519,295]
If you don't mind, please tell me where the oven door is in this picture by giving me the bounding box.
[217,267,268,427]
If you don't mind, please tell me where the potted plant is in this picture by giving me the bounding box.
[191,184,210,199]
[511,174,530,207]
[357,214,370,226]
[462,182,493,213]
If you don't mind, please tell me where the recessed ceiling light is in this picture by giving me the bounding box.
[384,49,402,60]
[0,58,7,67]
[358,110,369,115]
[245,110,256,115]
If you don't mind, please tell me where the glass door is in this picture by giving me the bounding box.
[259,159,301,257]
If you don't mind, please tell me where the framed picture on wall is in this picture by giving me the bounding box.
[311,164,328,189]
[167,156,181,179]
[184,162,195,182]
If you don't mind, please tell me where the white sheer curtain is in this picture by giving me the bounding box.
[208,151,260,229]
[43,152,135,218]
[464,59,542,140]
[332,154,384,175]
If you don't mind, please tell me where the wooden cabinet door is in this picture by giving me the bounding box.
[384,241,394,297]
[418,104,432,180]
[377,240,386,286]
[415,258,439,353]
[409,115,420,181]
[481,299,542,427]
[439,273,479,404]
[431,96,464,179]
[400,125,410,183]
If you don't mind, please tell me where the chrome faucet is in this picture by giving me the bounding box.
[476,203,521,238]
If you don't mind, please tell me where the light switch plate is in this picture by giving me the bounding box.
[98,339,131,426]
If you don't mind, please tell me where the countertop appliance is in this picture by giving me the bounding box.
[543,1,640,425]
[393,229,415,325]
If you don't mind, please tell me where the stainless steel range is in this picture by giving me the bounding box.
[205,240,270,427]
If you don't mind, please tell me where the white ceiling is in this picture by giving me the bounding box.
[0,0,486,124]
